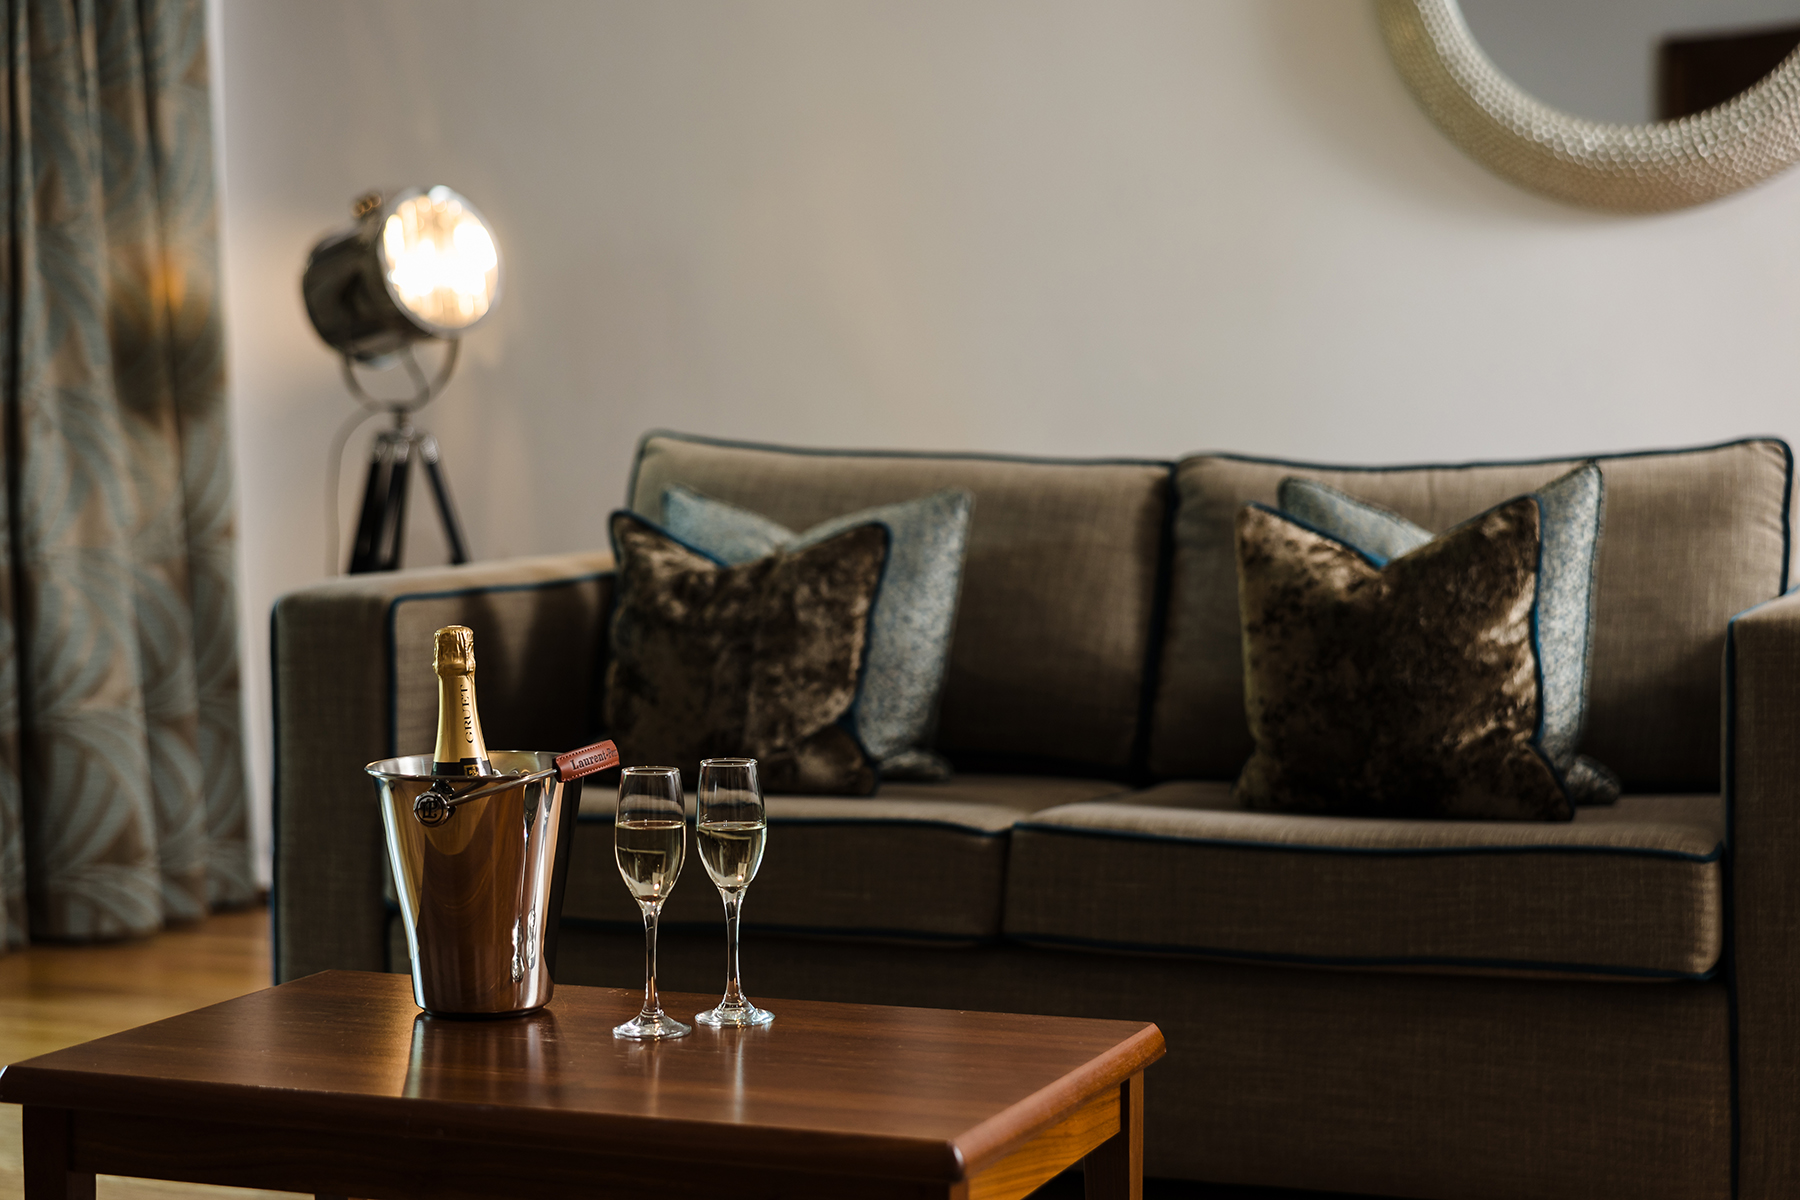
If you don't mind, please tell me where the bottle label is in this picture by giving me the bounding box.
[436,758,488,778]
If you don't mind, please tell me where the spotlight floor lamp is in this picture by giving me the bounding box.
[302,186,502,574]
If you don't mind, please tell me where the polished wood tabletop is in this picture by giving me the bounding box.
[0,970,1163,1200]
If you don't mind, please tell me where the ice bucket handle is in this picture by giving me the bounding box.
[412,740,619,825]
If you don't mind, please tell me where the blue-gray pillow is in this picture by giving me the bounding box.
[1278,463,1619,806]
[661,485,974,782]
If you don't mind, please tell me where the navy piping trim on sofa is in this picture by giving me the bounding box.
[632,435,1796,498]
[1779,440,1795,595]
[381,571,615,758]
[1712,583,1793,1198]
[1726,620,1741,1199]
[770,816,1007,836]
[736,921,994,944]
[576,811,1015,837]
[1528,494,1549,754]
[557,913,996,945]
[1724,609,1751,1199]
[1013,820,1724,862]
[1009,931,1719,981]
[1193,435,1792,478]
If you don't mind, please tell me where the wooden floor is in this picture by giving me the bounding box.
[0,908,1317,1200]
[0,906,299,1200]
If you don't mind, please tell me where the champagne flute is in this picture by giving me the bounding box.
[694,757,773,1028]
[613,765,691,1040]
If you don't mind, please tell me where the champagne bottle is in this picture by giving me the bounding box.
[432,625,499,777]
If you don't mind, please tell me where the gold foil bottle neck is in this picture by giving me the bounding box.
[432,624,493,777]
[434,625,476,676]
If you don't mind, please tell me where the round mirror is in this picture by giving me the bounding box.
[1461,0,1800,125]
[1378,0,1800,211]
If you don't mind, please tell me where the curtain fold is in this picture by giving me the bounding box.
[0,0,252,951]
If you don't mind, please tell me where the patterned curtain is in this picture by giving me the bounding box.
[0,0,253,950]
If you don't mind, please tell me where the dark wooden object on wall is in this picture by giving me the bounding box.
[0,970,1164,1200]
[1659,22,1800,121]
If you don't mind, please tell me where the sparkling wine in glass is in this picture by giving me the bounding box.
[695,757,773,1028]
[613,765,691,1040]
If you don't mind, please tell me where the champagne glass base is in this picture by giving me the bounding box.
[695,1000,774,1028]
[614,1011,692,1040]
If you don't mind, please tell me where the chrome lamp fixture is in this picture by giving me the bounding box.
[302,185,502,573]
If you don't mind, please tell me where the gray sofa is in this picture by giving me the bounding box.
[274,431,1800,1200]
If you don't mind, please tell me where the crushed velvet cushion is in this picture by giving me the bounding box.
[1279,463,1619,806]
[1235,497,1573,821]
[604,511,889,795]
[661,483,973,782]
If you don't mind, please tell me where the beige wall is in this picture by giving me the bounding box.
[214,0,1800,877]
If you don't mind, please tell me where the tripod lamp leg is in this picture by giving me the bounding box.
[419,434,471,565]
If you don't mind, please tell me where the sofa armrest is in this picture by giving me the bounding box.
[1726,589,1800,1199]
[272,551,615,982]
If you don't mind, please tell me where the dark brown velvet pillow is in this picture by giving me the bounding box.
[605,511,888,795]
[1235,497,1573,821]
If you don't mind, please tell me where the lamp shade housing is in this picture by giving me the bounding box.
[303,185,502,362]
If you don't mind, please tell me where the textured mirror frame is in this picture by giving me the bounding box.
[1378,0,1800,213]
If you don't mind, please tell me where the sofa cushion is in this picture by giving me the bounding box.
[604,511,887,793]
[1279,464,1619,806]
[1150,440,1792,790]
[662,484,974,781]
[629,433,1172,772]
[1004,781,1724,979]
[1235,497,1570,821]
[565,775,1127,942]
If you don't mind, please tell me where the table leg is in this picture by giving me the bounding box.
[1082,1072,1142,1200]
[22,1108,95,1200]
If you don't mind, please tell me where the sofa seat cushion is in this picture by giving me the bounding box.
[1004,782,1724,980]
[566,775,1127,942]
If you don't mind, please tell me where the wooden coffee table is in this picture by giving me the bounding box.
[0,969,1163,1200]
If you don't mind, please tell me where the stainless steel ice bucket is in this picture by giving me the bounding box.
[369,751,582,1016]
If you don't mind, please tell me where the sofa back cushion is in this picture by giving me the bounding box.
[629,433,1173,773]
[1150,439,1792,791]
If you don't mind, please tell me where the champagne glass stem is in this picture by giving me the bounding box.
[721,890,746,1008]
[641,902,663,1019]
